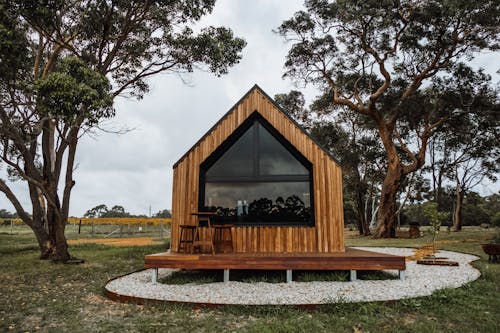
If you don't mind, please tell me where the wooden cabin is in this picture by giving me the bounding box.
[145,85,406,283]
[170,85,344,254]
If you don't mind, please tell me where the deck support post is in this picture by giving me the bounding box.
[399,270,406,281]
[350,270,357,281]
[223,269,230,282]
[286,270,293,283]
[152,268,158,283]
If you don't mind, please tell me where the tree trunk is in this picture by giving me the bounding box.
[24,212,69,261]
[37,119,71,261]
[453,188,464,232]
[355,187,370,235]
[361,216,371,236]
[52,214,70,261]
[374,164,403,238]
[32,223,54,260]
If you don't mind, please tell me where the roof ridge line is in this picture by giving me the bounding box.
[172,84,339,168]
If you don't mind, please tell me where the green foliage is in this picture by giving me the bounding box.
[0,0,245,259]
[84,204,158,218]
[491,212,500,228]
[0,208,17,218]
[35,57,113,125]
[278,0,500,236]
[0,1,31,84]
[422,202,450,231]
[154,209,172,218]
[83,204,109,218]
[422,202,451,253]
[100,205,130,218]
[12,0,246,98]
[275,90,384,235]
[403,191,500,227]
[274,90,308,124]
[492,232,500,244]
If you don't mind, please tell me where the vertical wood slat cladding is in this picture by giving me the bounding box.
[171,87,344,253]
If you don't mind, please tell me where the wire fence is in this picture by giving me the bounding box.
[1,218,171,240]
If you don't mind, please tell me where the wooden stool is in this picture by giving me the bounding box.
[214,225,233,253]
[192,214,215,254]
[178,225,196,253]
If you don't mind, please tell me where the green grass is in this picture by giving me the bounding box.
[0,226,499,332]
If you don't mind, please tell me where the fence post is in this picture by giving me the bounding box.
[78,219,81,235]
[10,219,13,235]
[91,220,95,236]
[160,221,163,238]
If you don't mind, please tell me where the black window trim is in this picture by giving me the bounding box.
[199,111,315,227]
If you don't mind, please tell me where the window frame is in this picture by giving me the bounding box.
[198,112,315,227]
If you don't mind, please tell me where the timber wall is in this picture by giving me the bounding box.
[170,87,344,253]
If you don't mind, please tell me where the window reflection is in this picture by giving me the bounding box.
[201,117,313,225]
[258,124,308,175]
[206,126,254,177]
[204,182,311,224]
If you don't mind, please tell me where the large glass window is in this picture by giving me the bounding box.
[200,115,314,226]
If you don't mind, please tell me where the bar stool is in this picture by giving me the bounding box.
[192,213,215,254]
[178,225,196,253]
[213,225,234,253]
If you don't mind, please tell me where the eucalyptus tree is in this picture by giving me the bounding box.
[426,68,499,230]
[275,90,385,235]
[0,0,245,261]
[278,0,499,237]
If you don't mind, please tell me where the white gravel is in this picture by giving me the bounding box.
[105,247,480,305]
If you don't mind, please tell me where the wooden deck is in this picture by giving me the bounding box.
[145,248,406,271]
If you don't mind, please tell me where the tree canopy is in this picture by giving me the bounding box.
[278,0,499,237]
[0,0,246,260]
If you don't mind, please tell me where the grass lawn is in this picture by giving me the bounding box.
[0,226,499,333]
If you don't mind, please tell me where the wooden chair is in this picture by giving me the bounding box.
[177,225,196,253]
[213,225,234,253]
[191,212,216,254]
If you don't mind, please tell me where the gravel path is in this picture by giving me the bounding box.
[105,247,480,305]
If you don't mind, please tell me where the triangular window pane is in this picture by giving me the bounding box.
[258,124,308,175]
[205,123,255,177]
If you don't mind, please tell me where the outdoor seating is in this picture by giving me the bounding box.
[191,212,216,254]
[213,225,234,253]
[178,225,196,253]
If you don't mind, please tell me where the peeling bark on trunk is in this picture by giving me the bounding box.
[372,120,406,238]
[374,164,403,238]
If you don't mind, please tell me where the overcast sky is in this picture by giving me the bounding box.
[1,0,498,217]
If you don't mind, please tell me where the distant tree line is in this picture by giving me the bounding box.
[0,209,18,219]
[83,205,171,219]
[403,192,500,228]
[0,206,171,219]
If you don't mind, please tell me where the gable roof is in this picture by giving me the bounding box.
[173,84,340,168]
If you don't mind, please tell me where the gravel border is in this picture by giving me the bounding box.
[105,247,480,305]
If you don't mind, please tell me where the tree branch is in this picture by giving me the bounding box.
[0,178,34,227]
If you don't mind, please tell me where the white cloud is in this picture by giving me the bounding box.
[0,0,498,216]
